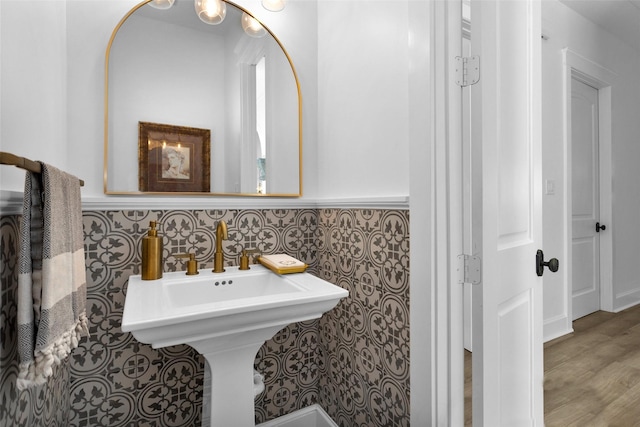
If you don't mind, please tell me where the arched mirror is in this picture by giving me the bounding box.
[105,0,301,196]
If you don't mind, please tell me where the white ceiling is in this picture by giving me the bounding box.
[558,0,640,52]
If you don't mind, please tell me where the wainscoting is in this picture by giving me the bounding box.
[0,208,409,426]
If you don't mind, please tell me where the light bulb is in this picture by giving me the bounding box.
[195,0,227,25]
[147,0,174,9]
[261,0,285,12]
[242,13,267,38]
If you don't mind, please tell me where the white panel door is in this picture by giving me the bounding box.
[470,0,544,425]
[571,78,601,320]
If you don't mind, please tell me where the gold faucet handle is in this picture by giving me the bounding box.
[239,249,261,270]
[175,253,199,275]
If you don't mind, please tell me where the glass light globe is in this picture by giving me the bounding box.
[242,13,267,38]
[147,0,174,9]
[261,0,285,12]
[195,0,227,25]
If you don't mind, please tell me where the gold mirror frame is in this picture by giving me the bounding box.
[104,0,302,197]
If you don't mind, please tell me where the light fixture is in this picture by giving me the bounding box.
[195,0,227,25]
[147,0,174,9]
[261,0,285,12]
[241,12,267,38]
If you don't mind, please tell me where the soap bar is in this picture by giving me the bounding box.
[259,254,308,274]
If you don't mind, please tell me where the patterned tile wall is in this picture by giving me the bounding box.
[77,208,321,426]
[1,215,71,426]
[0,207,410,427]
[316,209,410,427]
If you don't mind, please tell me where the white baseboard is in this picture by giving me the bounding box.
[613,287,640,313]
[544,314,573,343]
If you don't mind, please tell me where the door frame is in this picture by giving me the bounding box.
[407,0,454,424]
[412,0,546,423]
[417,0,544,423]
[563,49,614,322]
[408,0,464,424]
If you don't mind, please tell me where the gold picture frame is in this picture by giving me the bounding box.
[138,122,210,192]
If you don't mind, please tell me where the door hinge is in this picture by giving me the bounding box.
[457,254,481,285]
[455,56,480,87]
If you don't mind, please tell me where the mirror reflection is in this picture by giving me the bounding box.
[105,0,301,196]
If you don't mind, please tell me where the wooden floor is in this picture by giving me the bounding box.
[465,304,640,426]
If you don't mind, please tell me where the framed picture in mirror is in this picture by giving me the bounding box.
[138,122,210,192]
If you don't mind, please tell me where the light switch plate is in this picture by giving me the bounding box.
[545,179,555,195]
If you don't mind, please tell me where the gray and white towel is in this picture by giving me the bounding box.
[17,162,88,389]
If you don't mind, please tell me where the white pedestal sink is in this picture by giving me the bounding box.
[121,265,348,427]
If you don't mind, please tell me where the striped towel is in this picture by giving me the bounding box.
[17,163,88,389]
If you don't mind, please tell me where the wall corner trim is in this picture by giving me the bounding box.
[1,193,410,214]
[313,195,410,210]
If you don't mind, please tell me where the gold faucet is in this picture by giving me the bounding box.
[213,220,228,273]
[239,248,262,270]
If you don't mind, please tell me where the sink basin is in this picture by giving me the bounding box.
[121,264,348,427]
[167,268,304,308]
[122,265,347,348]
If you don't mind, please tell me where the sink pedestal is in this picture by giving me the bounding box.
[189,325,286,427]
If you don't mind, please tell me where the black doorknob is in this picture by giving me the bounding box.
[596,222,606,232]
[536,249,559,277]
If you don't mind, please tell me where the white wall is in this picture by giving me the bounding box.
[0,0,321,206]
[542,0,640,340]
[1,0,68,191]
[317,1,410,202]
[0,0,412,208]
